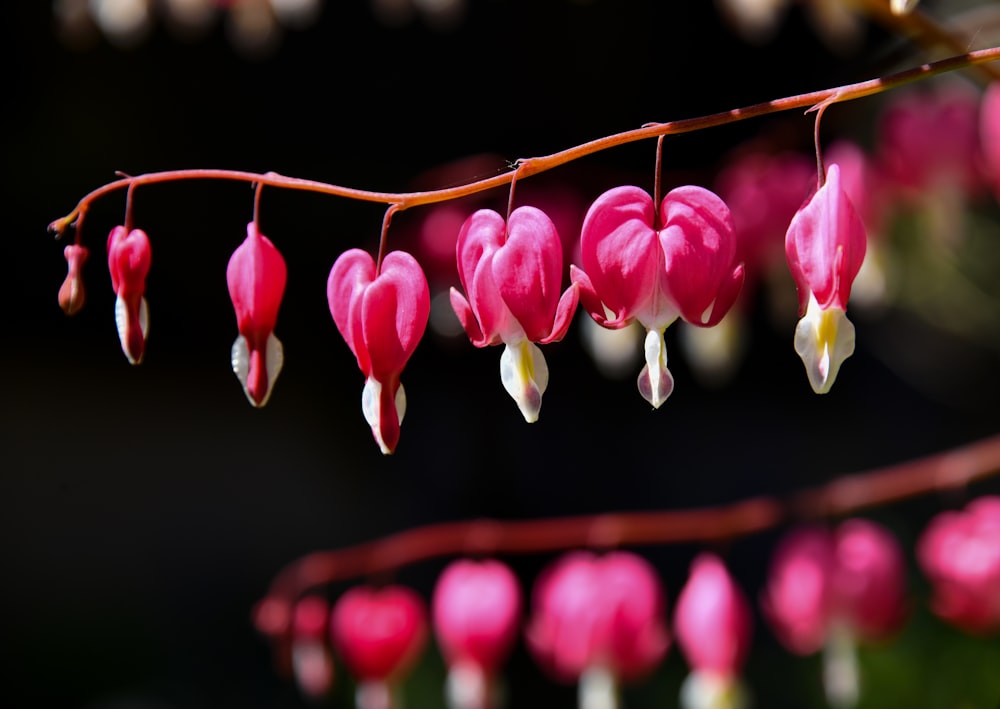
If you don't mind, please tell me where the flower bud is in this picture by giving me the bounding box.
[291,595,335,699]
[674,553,752,679]
[58,244,89,316]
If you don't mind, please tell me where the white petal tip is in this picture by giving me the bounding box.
[794,296,856,395]
[500,341,549,423]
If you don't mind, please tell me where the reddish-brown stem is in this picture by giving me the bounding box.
[814,102,829,190]
[48,47,1000,242]
[254,431,1000,642]
[653,134,665,218]
[124,180,136,232]
[375,204,399,273]
[253,180,264,225]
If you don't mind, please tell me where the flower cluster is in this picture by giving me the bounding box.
[261,498,1000,708]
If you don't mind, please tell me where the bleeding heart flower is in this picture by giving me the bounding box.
[570,185,744,408]
[526,550,670,685]
[331,585,428,684]
[432,559,522,708]
[917,496,1000,634]
[761,519,906,656]
[58,244,89,316]
[784,163,866,394]
[328,249,430,455]
[449,206,579,422]
[227,222,287,407]
[107,225,152,365]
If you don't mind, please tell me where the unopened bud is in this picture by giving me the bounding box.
[58,244,89,316]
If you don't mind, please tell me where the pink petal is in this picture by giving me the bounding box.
[538,283,580,345]
[227,223,287,346]
[659,185,742,326]
[456,209,508,344]
[361,251,430,381]
[493,206,564,342]
[785,164,867,313]
[449,287,487,346]
[107,226,151,298]
[578,186,662,327]
[327,248,377,376]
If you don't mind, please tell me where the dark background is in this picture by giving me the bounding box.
[4,1,1000,707]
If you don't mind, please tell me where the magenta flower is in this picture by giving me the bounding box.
[917,496,1000,634]
[570,185,743,408]
[226,222,287,407]
[106,225,152,365]
[328,249,430,455]
[432,559,522,708]
[58,244,89,317]
[876,79,985,204]
[449,206,579,422]
[784,163,866,394]
[762,520,906,655]
[331,585,428,693]
[526,550,670,689]
[762,520,906,707]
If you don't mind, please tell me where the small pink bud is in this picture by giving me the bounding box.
[762,520,906,655]
[917,496,1000,634]
[526,550,670,683]
[674,553,752,679]
[226,222,287,407]
[106,225,152,365]
[331,585,428,684]
[432,559,522,674]
[58,244,89,316]
[291,596,335,699]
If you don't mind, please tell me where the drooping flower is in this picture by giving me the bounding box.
[784,162,866,394]
[449,206,579,422]
[331,585,428,709]
[674,554,752,709]
[917,496,1000,634]
[570,185,743,408]
[762,520,906,655]
[432,559,522,708]
[226,222,287,407]
[106,225,152,364]
[328,249,430,455]
[58,243,89,316]
[526,550,670,698]
[762,520,906,708]
[291,595,335,700]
